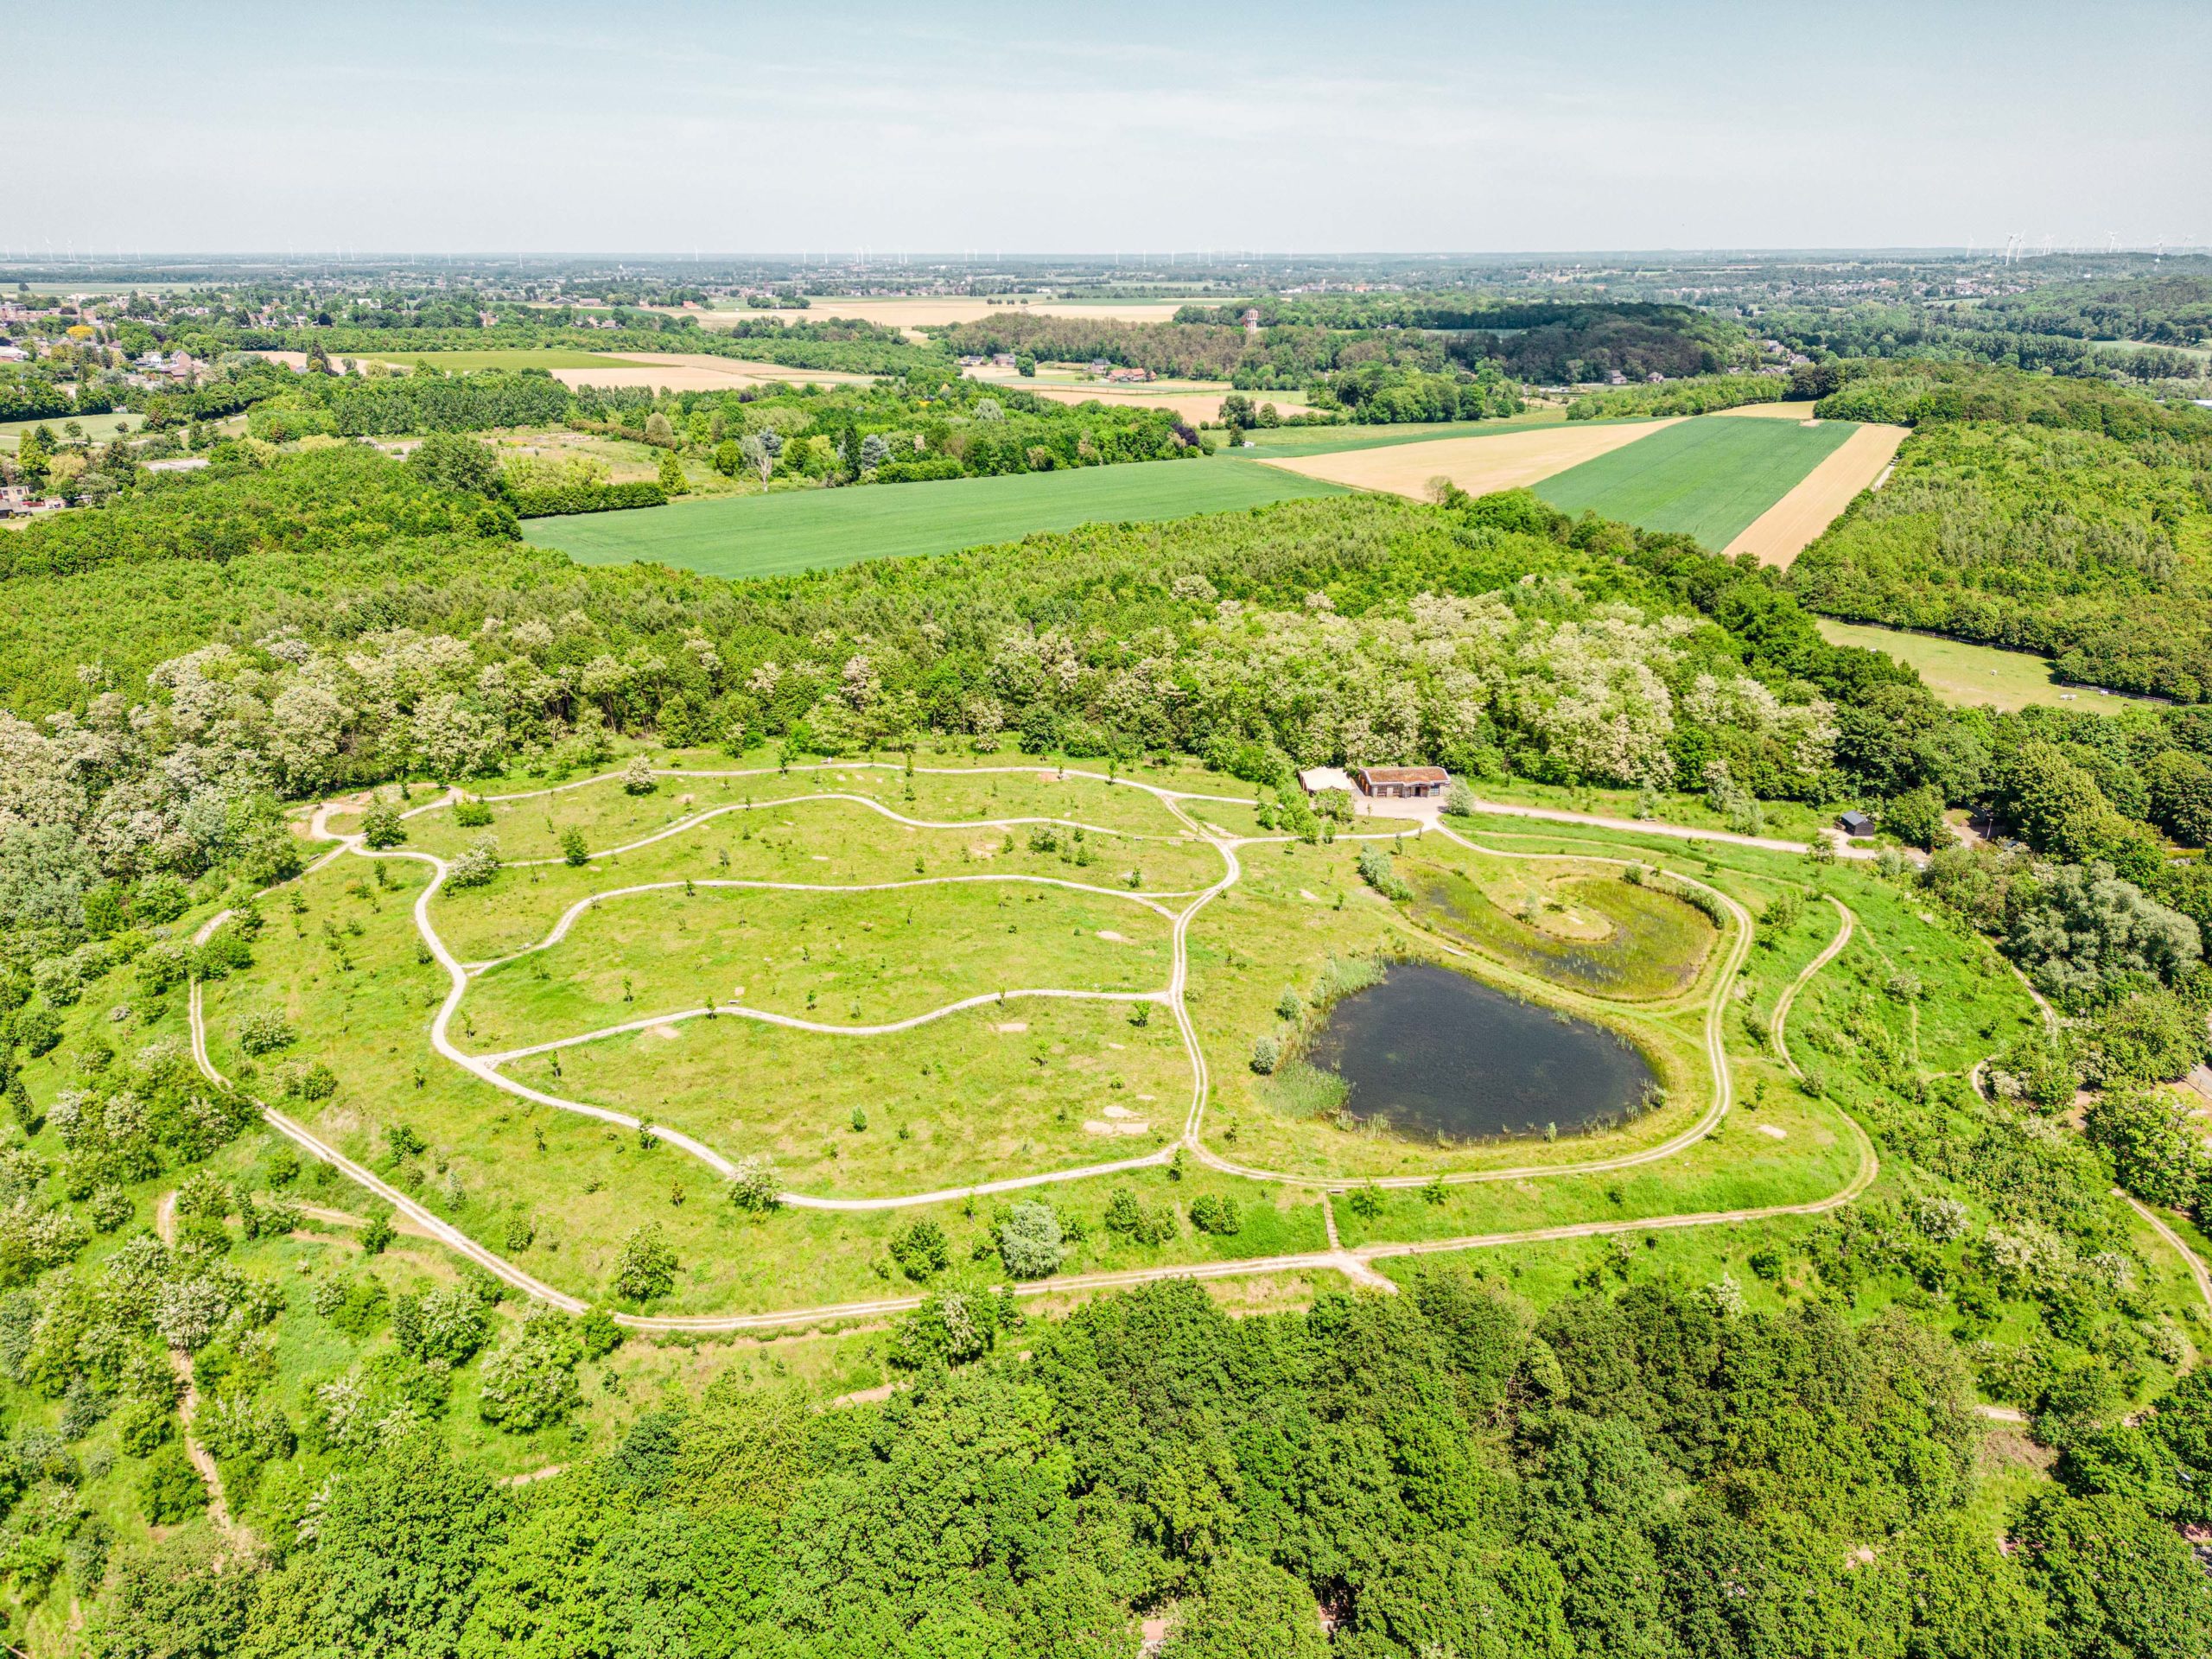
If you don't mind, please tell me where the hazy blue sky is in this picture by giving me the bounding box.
[8,0,2206,255]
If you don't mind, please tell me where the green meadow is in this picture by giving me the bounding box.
[520,455,1348,578]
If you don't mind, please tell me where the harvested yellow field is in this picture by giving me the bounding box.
[1713,400,1820,420]
[1014,382,1315,425]
[1720,422,1909,566]
[1258,419,1676,499]
[549,353,874,391]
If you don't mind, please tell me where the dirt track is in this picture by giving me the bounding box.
[1257,419,1675,499]
[1720,422,1909,565]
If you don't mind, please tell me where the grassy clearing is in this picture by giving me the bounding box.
[1533,414,1860,550]
[518,457,1348,579]
[504,995,1190,1197]
[0,411,144,449]
[1401,848,1718,1001]
[462,879,1174,1050]
[1813,618,2152,715]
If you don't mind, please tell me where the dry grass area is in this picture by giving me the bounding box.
[1713,400,1821,420]
[548,353,876,391]
[1721,422,1909,565]
[1257,419,1676,499]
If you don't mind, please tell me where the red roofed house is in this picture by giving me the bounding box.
[1354,766,1448,800]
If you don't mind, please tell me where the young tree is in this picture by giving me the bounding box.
[995,1200,1065,1279]
[613,1223,678,1302]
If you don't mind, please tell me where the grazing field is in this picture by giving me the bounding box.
[521,456,1347,578]
[1720,420,1910,564]
[1258,416,1675,498]
[1813,618,2152,713]
[1531,414,1861,550]
[0,410,143,450]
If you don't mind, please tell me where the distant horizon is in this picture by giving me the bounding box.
[9,0,2205,255]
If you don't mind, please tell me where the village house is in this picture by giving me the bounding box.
[1354,766,1448,801]
[1104,365,1153,383]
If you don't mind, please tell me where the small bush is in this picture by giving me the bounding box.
[138,1444,207,1526]
[453,797,493,828]
[995,1201,1065,1279]
[1188,1194,1242,1236]
[890,1218,951,1281]
[559,827,591,868]
[447,835,501,889]
[234,1011,295,1057]
[360,804,406,849]
[1249,1035,1281,1075]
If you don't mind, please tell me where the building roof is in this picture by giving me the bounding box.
[1357,766,1449,785]
[1297,766,1353,794]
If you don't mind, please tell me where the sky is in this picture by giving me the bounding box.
[4,0,2207,257]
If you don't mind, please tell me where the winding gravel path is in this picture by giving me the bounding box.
[182,765,1888,1332]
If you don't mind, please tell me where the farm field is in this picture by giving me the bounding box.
[1532,413,1861,551]
[1224,408,1573,457]
[1258,415,1675,497]
[521,454,1348,578]
[967,376,1316,425]
[1814,617,2152,713]
[1719,420,1910,563]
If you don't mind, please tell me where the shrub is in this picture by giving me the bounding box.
[1356,845,1410,901]
[359,1213,396,1255]
[1103,1186,1176,1245]
[621,755,657,795]
[359,804,406,849]
[893,1283,1020,1368]
[890,1218,951,1281]
[88,1186,133,1232]
[234,1010,295,1057]
[446,834,501,889]
[1249,1035,1281,1075]
[393,1284,490,1367]
[580,1307,622,1359]
[137,1444,207,1525]
[452,797,494,827]
[1188,1194,1242,1236]
[503,1212,536,1251]
[559,827,590,867]
[1274,988,1303,1022]
[729,1156,782,1212]
[995,1201,1065,1279]
[478,1309,583,1432]
[613,1224,678,1302]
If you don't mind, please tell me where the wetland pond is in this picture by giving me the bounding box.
[1302,963,1659,1141]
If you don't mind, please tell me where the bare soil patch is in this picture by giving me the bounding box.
[1260,420,1678,499]
[1720,423,1909,566]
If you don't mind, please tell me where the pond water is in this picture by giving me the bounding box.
[1301,963,1659,1141]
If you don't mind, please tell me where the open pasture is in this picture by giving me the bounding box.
[520,455,1347,579]
[1532,413,1862,551]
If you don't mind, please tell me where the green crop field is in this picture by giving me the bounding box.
[1814,617,2158,714]
[1224,407,1582,457]
[1533,413,1859,550]
[520,455,1349,578]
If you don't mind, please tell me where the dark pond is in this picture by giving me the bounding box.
[1302,963,1659,1141]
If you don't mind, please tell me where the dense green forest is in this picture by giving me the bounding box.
[934,302,1747,389]
[9,369,2212,1650]
[1794,362,2212,700]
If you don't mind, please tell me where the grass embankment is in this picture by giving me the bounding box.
[1814,618,2151,715]
[518,457,1348,579]
[1533,413,1861,551]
